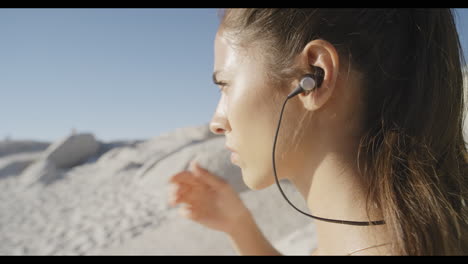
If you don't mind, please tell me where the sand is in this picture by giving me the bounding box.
[0,124,316,255]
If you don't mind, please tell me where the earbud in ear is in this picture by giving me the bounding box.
[300,75,316,93]
[311,66,324,89]
[286,66,324,99]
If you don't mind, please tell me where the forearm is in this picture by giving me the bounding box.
[226,211,282,256]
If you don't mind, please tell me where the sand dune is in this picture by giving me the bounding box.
[0,124,315,255]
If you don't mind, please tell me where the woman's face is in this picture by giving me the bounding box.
[209,31,303,190]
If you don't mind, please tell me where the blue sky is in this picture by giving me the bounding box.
[1,8,467,142]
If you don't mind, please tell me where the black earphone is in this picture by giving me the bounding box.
[287,67,325,99]
[273,66,385,226]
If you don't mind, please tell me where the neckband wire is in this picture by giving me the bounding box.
[272,96,386,226]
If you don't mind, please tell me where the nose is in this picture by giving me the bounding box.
[209,119,227,135]
[209,110,230,135]
[209,94,230,135]
[211,126,225,135]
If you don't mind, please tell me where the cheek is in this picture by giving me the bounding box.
[228,87,281,189]
[229,85,274,156]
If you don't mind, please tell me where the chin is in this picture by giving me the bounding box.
[241,167,276,191]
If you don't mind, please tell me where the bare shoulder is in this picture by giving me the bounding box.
[349,244,394,256]
[310,243,395,255]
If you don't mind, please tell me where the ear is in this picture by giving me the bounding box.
[297,39,340,111]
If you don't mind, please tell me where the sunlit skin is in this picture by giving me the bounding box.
[169,29,392,255]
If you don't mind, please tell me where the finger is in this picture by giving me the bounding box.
[175,183,191,196]
[167,183,188,206]
[169,171,205,187]
[169,182,190,199]
[169,183,192,206]
[169,171,192,184]
[173,183,209,208]
[179,204,200,221]
[179,205,194,219]
[189,160,227,189]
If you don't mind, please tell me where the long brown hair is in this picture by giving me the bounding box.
[218,8,468,255]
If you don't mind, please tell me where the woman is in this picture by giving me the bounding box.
[168,8,468,255]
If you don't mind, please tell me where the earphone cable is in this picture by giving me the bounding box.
[272,96,386,226]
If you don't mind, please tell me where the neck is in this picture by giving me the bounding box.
[289,151,388,255]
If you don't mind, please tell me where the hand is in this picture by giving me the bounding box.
[168,160,251,234]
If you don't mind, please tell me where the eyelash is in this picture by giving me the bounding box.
[216,82,227,93]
